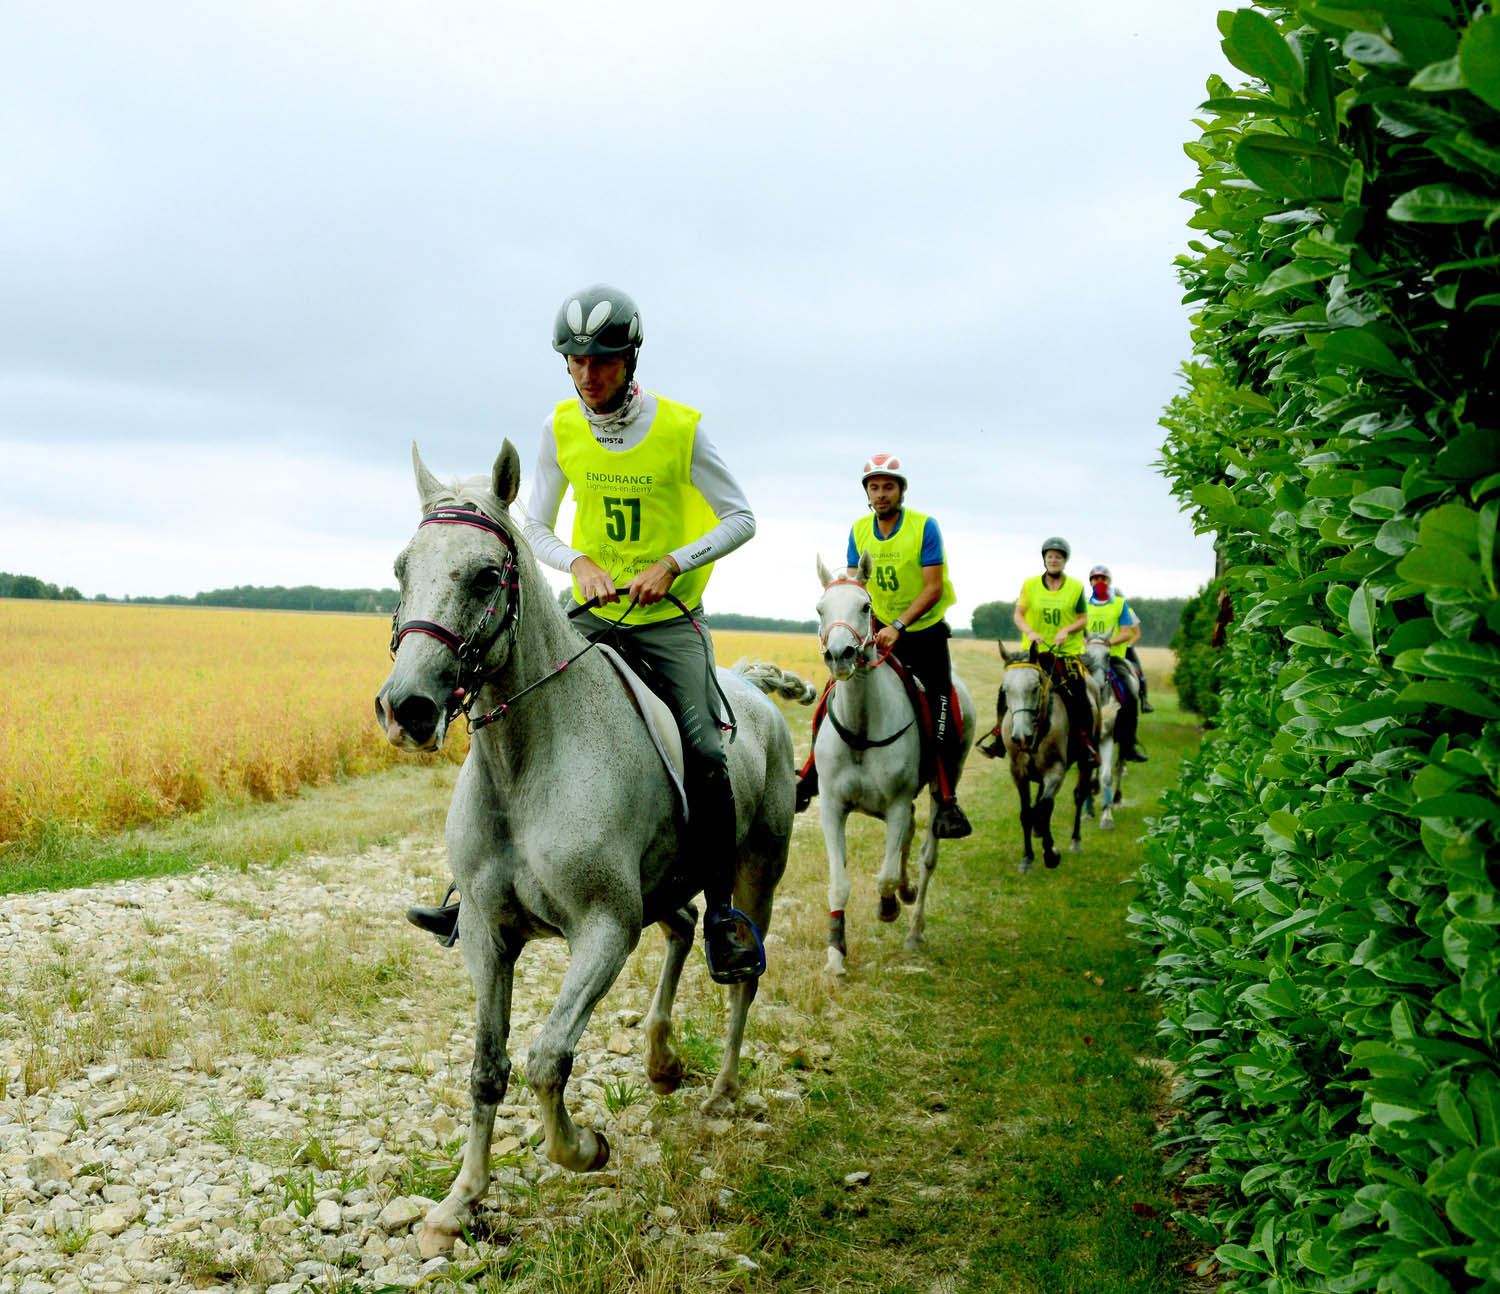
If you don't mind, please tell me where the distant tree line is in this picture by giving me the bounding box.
[968,596,1186,647]
[133,585,399,614]
[0,572,83,600]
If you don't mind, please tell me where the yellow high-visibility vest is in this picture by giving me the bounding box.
[1020,573,1085,655]
[553,394,717,624]
[1086,595,1130,658]
[850,509,955,631]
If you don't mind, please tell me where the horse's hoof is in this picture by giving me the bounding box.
[1044,853,1061,869]
[647,1057,684,1096]
[417,1221,458,1260]
[1100,819,1116,832]
[700,1087,736,1117]
[585,1130,611,1172]
[1068,840,1082,855]
[878,894,899,922]
[824,948,848,977]
[1017,859,1032,875]
[899,882,917,904]
[903,933,924,953]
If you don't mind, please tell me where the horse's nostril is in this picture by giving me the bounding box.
[394,695,440,744]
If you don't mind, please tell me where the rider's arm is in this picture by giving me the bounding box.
[1057,591,1088,643]
[1114,602,1142,647]
[1012,594,1035,644]
[663,424,756,574]
[892,517,946,628]
[521,415,585,575]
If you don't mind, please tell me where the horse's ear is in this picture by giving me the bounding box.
[856,549,873,584]
[816,555,833,587]
[412,442,446,512]
[492,439,521,507]
[1028,640,1039,663]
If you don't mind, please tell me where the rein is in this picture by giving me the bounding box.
[393,512,737,737]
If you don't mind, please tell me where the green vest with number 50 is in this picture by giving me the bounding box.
[850,510,955,632]
[554,394,717,624]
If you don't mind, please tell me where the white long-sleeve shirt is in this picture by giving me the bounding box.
[522,387,756,576]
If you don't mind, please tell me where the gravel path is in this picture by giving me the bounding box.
[0,842,809,1292]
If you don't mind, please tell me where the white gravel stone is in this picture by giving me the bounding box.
[0,840,805,1292]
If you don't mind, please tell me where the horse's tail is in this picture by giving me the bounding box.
[731,658,819,705]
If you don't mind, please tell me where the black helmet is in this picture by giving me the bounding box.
[552,285,643,356]
[1041,536,1071,560]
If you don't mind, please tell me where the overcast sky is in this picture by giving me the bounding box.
[3,1,1229,624]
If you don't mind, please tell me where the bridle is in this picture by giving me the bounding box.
[388,507,523,729]
[819,578,908,748]
[1004,659,1052,751]
[818,578,896,670]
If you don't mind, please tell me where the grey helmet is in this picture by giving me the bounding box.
[551,285,643,357]
[1041,536,1071,560]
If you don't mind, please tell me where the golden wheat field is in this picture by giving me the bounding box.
[0,601,827,846]
[0,599,1176,847]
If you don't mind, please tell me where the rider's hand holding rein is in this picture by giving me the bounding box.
[627,554,679,607]
[570,554,620,604]
[874,623,901,653]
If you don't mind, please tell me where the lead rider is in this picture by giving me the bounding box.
[407,283,766,985]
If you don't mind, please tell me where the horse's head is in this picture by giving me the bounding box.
[815,550,874,681]
[1082,635,1112,681]
[375,441,525,751]
[1002,644,1048,748]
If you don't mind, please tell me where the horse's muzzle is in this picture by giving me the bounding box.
[375,681,449,751]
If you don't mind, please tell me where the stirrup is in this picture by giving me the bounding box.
[405,884,460,947]
[932,800,972,839]
[704,908,765,984]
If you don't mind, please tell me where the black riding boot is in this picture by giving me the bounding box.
[978,688,1006,758]
[929,694,972,839]
[694,763,766,984]
[406,883,460,946]
[795,762,817,812]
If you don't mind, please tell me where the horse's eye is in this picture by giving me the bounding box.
[473,567,502,594]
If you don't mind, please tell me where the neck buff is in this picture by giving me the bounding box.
[1093,580,1110,600]
[582,379,643,438]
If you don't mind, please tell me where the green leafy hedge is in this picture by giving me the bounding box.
[1138,4,1500,1291]
[1171,581,1227,721]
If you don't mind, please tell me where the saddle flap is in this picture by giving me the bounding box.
[595,644,689,815]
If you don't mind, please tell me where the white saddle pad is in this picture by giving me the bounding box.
[596,644,690,819]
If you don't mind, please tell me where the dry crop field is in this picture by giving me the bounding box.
[0,601,817,848]
[0,598,1175,851]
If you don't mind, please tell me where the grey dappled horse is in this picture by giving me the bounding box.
[375,442,795,1255]
[1081,636,1129,831]
[812,553,976,976]
[997,644,1100,873]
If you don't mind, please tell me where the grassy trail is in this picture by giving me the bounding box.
[1,641,1201,1292]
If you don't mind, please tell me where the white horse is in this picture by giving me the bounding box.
[375,442,795,1255]
[812,552,976,976]
[1081,636,1128,831]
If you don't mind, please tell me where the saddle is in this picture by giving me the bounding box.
[595,644,690,817]
[884,657,963,787]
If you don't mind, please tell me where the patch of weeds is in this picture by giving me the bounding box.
[204,1097,245,1153]
[191,882,219,901]
[277,1172,318,1218]
[126,1082,183,1117]
[602,1078,644,1115]
[124,960,154,985]
[290,1135,339,1171]
[54,1226,91,1256]
[141,915,167,937]
[166,1236,243,1281]
[670,1015,719,1077]
[244,1071,268,1099]
[394,1144,463,1201]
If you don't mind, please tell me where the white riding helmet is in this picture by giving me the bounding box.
[860,452,908,490]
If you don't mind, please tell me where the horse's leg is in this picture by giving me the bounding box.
[898,801,920,904]
[1015,775,1035,874]
[1038,765,1065,870]
[905,798,937,952]
[642,903,697,1096]
[703,870,776,1115]
[1070,760,1088,854]
[420,910,517,1256]
[1099,727,1118,831]
[875,798,913,924]
[821,800,852,977]
[526,917,632,1173]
